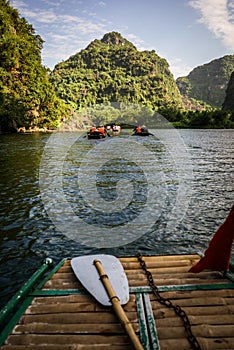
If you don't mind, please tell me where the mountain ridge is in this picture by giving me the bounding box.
[0,0,233,133]
[50,32,234,128]
[176,55,234,108]
[222,71,234,112]
[50,31,184,118]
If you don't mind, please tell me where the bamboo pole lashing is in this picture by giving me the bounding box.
[26,300,137,314]
[159,337,234,350]
[14,322,138,334]
[6,333,131,345]
[1,345,133,350]
[118,254,200,263]
[157,324,234,339]
[155,314,234,327]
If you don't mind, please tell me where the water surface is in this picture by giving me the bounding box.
[0,129,233,308]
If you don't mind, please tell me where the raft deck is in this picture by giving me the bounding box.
[0,254,234,349]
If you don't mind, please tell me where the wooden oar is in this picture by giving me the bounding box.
[93,259,144,350]
[71,255,143,350]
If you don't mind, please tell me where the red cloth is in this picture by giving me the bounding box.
[189,205,234,273]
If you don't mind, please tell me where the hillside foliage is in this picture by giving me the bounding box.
[176,55,234,108]
[50,33,234,128]
[0,0,69,132]
[50,32,185,122]
[0,0,233,132]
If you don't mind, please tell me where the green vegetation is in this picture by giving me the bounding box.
[0,0,233,132]
[0,0,69,132]
[174,109,234,129]
[176,55,234,108]
[51,32,234,129]
[50,32,184,122]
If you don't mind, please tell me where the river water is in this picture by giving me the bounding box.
[0,129,233,309]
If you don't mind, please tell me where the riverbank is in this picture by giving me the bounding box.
[17,126,54,133]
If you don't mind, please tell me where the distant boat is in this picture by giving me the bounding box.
[87,131,106,139]
[132,126,153,136]
[132,131,152,136]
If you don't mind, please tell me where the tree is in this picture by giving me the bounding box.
[0,0,69,132]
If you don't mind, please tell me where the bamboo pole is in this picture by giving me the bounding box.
[93,259,144,350]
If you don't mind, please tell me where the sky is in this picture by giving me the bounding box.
[10,0,234,78]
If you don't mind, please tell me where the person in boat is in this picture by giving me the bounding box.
[89,125,98,134]
[112,124,121,132]
[141,125,149,133]
[98,125,106,136]
[135,125,142,133]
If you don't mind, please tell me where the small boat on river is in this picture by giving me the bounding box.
[87,131,106,139]
[87,125,107,139]
[87,131,106,140]
[1,253,234,350]
[132,126,153,137]
[132,131,152,136]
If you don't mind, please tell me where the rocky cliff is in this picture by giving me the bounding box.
[222,71,234,113]
[176,55,234,107]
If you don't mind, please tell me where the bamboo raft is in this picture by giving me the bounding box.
[0,254,234,350]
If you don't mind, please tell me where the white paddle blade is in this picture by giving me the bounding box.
[71,254,129,306]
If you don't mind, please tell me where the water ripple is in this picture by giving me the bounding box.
[0,130,233,308]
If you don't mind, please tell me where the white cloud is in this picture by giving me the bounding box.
[167,58,193,79]
[39,17,107,67]
[11,0,106,33]
[11,0,26,9]
[189,0,234,50]
[10,0,109,68]
[98,1,106,7]
[125,33,147,49]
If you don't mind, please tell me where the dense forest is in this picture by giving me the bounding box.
[50,32,184,116]
[176,55,234,107]
[0,0,233,131]
[0,0,69,132]
[50,33,234,128]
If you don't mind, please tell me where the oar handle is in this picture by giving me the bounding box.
[93,259,144,350]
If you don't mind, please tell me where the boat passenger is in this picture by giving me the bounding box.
[113,125,121,132]
[141,125,148,133]
[90,125,97,133]
[135,126,142,133]
[98,125,105,135]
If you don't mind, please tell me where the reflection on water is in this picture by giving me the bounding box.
[0,129,233,308]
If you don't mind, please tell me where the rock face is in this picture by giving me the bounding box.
[222,71,234,112]
[101,32,130,46]
[176,55,234,107]
[50,32,184,112]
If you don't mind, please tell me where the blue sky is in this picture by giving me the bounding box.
[10,0,234,78]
